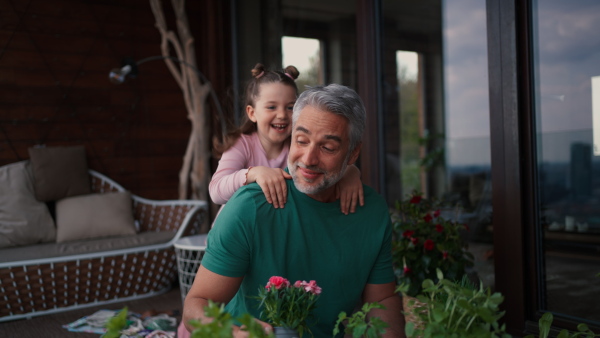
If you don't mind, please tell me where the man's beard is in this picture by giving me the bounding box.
[288,159,348,195]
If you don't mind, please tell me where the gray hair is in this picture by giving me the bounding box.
[292,84,366,151]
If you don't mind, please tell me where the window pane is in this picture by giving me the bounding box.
[532,0,600,323]
[282,0,357,88]
[282,36,323,92]
[381,0,494,288]
[235,0,356,123]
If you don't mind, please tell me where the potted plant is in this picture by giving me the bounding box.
[256,276,322,337]
[398,269,510,338]
[392,191,474,299]
[333,302,389,337]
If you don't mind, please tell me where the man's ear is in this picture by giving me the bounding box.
[347,142,362,165]
[246,105,257,122]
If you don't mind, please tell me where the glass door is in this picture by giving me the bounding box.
[381,0,494,288]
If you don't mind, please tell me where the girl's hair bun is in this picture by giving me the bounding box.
[283,65,300,80]
[251,63,266,78]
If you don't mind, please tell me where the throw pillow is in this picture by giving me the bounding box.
[28,145,91,202]
[0,161,56,248]
[55,191,137,243]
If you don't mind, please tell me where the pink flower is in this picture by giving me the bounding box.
[303,280,322,295]
[402,230,415,238]
[293,280,322,295]
[410,195,422,204]
[435,224,444,233]
[423,214,433,223]
[403,266,411,274]
[424,239,435,251]
[433,209,441,218]
[266,276,289,290]
[443,251,449,259]
[411,237,419,245]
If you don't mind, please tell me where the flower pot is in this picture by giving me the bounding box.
[402,294,427,335]
[273,326,300,338]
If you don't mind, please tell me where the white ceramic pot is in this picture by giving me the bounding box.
[273,326,300,338]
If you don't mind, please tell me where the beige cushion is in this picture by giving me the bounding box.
[0,232,175,264]
[0,161,56,248]
[28,145,91,202]
[55,191,137,243]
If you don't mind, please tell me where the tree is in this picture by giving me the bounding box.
[149,0,211,201]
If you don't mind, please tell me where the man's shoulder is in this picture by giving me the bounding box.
[232,181,262,196]
[362,184,388,207]
[228,182,267,207]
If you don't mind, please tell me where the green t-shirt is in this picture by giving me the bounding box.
[201,177,394,337]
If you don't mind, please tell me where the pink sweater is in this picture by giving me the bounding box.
[209,132,289,205]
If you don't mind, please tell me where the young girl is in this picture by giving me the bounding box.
[210,63,364,215]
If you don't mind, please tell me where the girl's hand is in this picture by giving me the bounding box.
[336,165,364,215]
[246,166,292,208]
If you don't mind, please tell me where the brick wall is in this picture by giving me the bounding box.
[0,0,231,201]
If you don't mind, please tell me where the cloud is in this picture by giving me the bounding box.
[443,0,489,139]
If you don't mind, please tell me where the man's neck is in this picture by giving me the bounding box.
[305,185,337,203]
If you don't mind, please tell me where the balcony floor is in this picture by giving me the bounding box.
[1,286,183,338]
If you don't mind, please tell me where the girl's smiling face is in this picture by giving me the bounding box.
[247,82,297,152]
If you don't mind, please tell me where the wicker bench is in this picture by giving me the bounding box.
[0,170,208,322]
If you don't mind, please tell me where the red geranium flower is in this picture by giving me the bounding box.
[392,191,474,297]
[410,195,422,204]
[424,239,435,251]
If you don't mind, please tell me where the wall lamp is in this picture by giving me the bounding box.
[109,56,227,138]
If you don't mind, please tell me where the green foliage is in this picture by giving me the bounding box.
[399,269,509,338]
[418,132,445,171]
[524,312,600,338]
[102,307,129,338]
[392,192,474,297]
[333,302,389,338]
[189,301,272,338]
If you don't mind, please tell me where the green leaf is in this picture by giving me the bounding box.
[436,268,444,280]
[431,307,447,323]
[102,307,129,338]
[405,322,415,337]
[422,279,435,289]
[352,322,368,337]
[538,312,552,338]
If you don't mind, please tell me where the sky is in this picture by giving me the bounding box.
[533,0,600,161]
[443,0,489,141]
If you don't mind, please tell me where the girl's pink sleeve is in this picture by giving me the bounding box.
[209,139,251,205]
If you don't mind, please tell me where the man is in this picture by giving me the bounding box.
[182,84,404,337]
